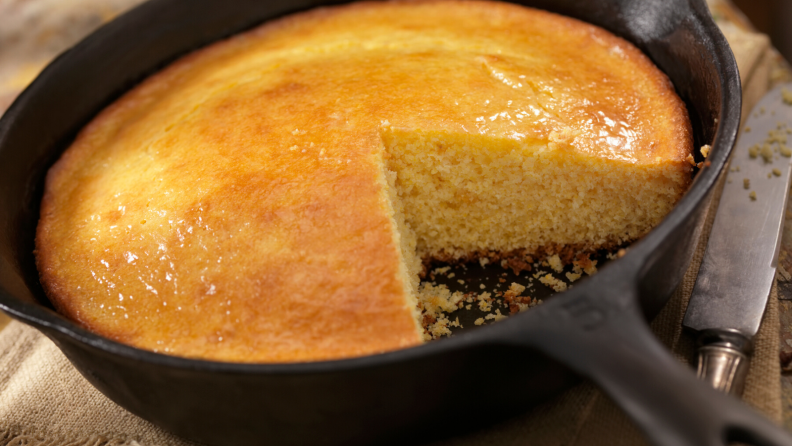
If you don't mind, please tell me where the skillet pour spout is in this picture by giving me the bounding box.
[0,0,787,444]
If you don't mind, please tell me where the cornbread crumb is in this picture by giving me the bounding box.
[565,272,582,282]
[744,179,750,189]
[774,169,783,177]
[539,274,568,292]
[761,144,774,163]
[572,254,598,276]
[432,266,451,275]
[749,145,760,158]
[417,282,482,339]
[447,273,455,279]
[782,87,792,105]
[479,258,490,268]
[547,254,564,273]
[508,282,526,295]
[778,265,792,282]
[700,144,711,158]
[418,283,465,316]
[686,154,696,166]
[781,145,792,157]
[427,316,453,338]
[478,292,493,312]
[750,191,757,201]
[744,127,751,133]
[474,318,485,326]
[485,309,508,322]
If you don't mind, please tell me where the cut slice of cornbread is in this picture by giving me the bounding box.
[35,0,693,362]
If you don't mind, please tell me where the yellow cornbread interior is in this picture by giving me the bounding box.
[379,152,424,337]
[382,129,689,260]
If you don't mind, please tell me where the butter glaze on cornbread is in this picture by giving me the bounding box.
[36,0,693,362]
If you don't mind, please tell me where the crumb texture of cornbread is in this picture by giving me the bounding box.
[35,0,693,363]
[383,129,689,259]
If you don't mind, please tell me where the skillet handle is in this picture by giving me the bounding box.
[508,286,792,446]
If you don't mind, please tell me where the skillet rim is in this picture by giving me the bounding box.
[0,0,741,375]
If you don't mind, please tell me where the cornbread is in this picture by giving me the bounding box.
[35,0,693,362]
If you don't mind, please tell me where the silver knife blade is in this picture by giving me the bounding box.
[683,83,792,394]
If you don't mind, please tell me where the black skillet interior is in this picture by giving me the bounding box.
[0,0,777,445]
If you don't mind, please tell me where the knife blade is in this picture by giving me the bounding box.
[683,83,792,396]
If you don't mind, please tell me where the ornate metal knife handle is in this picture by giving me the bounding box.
[695,329,753,396]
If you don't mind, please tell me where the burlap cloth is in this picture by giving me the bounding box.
[0,1,787,445]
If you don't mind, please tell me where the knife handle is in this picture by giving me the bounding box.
[695,329,753,396]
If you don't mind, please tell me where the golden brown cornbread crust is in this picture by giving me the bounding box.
[36,0,693,362]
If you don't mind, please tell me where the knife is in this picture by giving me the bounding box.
[683,83,792,396]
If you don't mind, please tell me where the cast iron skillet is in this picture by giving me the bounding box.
[0,0,787,445]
